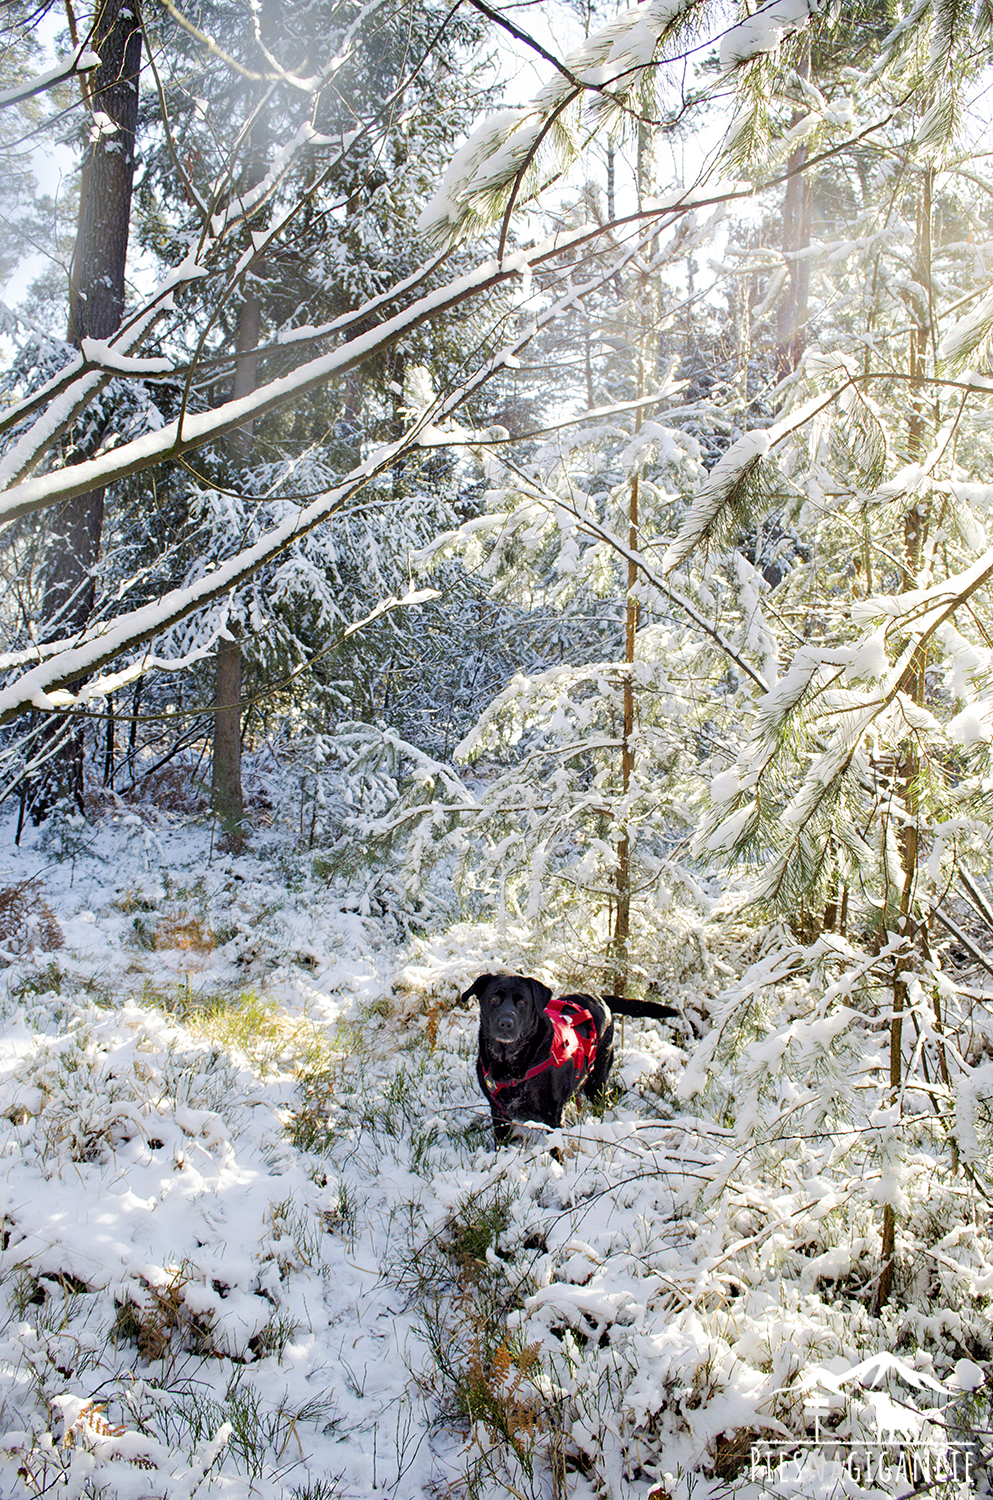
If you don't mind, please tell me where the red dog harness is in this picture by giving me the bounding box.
[481,996,599,1105]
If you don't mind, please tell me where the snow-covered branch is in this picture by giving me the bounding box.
[0,229,648,721]
[0,44,101,110]
[0,206,723,524]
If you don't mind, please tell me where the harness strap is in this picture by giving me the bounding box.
[482,997,598,1110]
[482,1051,556,1098]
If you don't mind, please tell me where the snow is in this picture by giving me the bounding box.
[0,44,100,109]
[939,285,993,365]
[534,0,699,107]
[0,791,984,1499]
[720,0,815,69]
[0,288,188,495]
[79,339,175,375]
[418,109,540,234]
[948,697,993,745]
[662,431,770,573]
[843,626,889,683]
[0,219,605,524]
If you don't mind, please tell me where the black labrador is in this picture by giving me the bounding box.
[462,972,679,1146]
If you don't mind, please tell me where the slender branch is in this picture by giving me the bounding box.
[140,12,209,217]
[933,907,993,981]
[488,454,771,693]
[497,94,574,260]
[957,870,993,934]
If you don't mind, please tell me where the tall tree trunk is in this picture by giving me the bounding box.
[31,0,141,819]
[210,286,260,838]
[875,166,936,1317]
[612,465,638,992]
[613,260,648,991]
[212,632,245,831]
[210,135,267,839]
[776,39,812,380]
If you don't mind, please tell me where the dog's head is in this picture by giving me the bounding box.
[462,972,552,1048]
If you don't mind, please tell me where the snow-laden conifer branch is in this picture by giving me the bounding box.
[0,207,706,524]
[657,375,856,575]
[464,456,773,694]
[939,285,993,370]
[662,432,770,573]
[718,0,818,71]
[705,538,993,911]
[420,0,715,244]
[0,43,101,110]
[0,296,182,488]
[0,225,660,722]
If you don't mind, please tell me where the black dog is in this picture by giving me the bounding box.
[462,972,679,1146]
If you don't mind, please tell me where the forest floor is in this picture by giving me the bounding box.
[0,788,987,1500]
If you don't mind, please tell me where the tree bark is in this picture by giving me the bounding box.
[776,38,812,380]
[32,0,141,818]
[210,134,266,838]
[53,0,142,624]
[209,285,259,837]
[212,632,244,832]
[875,167,935,1317]
[613,263,647,991]
[613,467,638,993]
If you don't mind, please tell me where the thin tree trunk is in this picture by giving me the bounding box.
[875,167,935,1317]
[212,633,244,830]
[210,134,266,838]
[612,467,638,992]
[613,272,647,989]
[776,38,812,380]
[209,284,259,836]
[103,700,114,788]
[612,133,654,991]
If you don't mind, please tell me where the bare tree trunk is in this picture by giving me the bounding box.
[875,167,935,1317]
[613,261,648,990]
[612,467,638,992]
[210,132,266,839]
[103,700,114,788]
[31,0,141,820]
[776,39,811,380]
[212,633,244,830]
[209,284,260,838]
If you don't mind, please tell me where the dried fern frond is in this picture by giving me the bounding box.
[0,881,64,959]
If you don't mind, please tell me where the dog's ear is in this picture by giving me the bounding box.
[529,979,552,1007]
[461,974,497,1005]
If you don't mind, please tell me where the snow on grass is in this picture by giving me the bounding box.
[0,808,990,1497]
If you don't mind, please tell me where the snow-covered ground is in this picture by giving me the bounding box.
[0,801,988,1499]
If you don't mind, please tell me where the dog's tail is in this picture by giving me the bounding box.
[602,995,680,1020]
